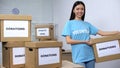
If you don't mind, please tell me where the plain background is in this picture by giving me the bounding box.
[0,0,120,68]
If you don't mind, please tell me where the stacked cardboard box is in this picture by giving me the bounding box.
[0,14,63,68]
[26,23,62,68]
[62,50,72,62]
[35,24,55,41]
[25,41,62,68]
[0,14,32,68]
[2,42,25,68]
[0,14,31,42]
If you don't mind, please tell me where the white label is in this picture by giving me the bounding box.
[4,20,29,37]
[38,47,60,65]
[96,40,120,57]
[37,28,49,36]
[13,47,25,65]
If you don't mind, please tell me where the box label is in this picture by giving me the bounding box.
[37,28,49,36]
[4,20,28,37]
[13,47,25,65]
[38,47,60,65]
[96,40,120,57]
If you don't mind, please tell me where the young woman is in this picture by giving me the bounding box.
[62,1,120,68]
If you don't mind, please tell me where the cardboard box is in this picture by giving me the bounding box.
[62,60,84,68]
[2,41,25,68]
[0,14,31,42]
[62,50,72,62]
[92,35,120,62]
[25,41,62,68]
[35,24,55,41]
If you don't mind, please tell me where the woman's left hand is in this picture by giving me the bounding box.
[86,40,93,46]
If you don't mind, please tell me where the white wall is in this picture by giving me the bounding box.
[53,0,120,68]
[0,0,53,23]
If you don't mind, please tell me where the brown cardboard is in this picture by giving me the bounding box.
[35,24,55,41]
[2,41,25,68]
[92,35,120,62]
[25,41,62,68]
[62,50,72,62]
[0,14,31,42]
[62,60,84,68]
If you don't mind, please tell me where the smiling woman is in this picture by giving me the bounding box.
[61,1,120,68]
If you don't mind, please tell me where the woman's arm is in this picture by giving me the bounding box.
[65,36,90,45]
[97,30,120,36]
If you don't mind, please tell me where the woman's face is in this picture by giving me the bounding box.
[73,4,84,20]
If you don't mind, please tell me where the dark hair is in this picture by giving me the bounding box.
[69,1,86,21]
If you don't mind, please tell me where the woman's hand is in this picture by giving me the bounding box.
[85,39,93,46]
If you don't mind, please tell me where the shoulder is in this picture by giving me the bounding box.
[83,20,89,23]
[84,21,94,26]
[65,20,75,25]
[66,20,75,23]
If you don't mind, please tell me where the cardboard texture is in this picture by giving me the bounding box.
[92,35,120,62]
[35,24,55,41]
[0,14,31,42]
[2,41,25,68]
[62,60,84,68]
[25,41,62,68]
[62,50,72,62]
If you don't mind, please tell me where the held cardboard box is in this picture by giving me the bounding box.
[35,24,54,41]
[25,41,62,68]
[0,14,31,42]
[92,35,120,62]
[2,41,25,68]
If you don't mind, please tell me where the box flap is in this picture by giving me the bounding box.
[25,41,62,48]
[92,34,120,44]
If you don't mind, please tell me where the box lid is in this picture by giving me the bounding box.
[0,14,32,20]
[25,41,62,48]
[91,34,120,44]
[3,41,25,47]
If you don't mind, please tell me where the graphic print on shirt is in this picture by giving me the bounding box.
[72,29,89,35]
[72,28,90,40]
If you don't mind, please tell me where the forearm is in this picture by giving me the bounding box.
[98,30,120,36]
[66,39,87,44]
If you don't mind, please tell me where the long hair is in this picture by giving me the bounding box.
[69,1,86,21]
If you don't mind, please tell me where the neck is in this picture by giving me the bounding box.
[75,18,82,20]
[75,17,82,20]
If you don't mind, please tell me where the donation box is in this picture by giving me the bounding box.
[2,41,25,68]
[92,35,120,62]
[0,14,31,42]
[35,24,54,41]
[25,41,62,68]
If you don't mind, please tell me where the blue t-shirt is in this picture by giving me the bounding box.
[62,20,98,63]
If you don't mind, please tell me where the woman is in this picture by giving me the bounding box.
[62,1,120,68]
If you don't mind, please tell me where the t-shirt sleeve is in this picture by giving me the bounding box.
[61,21,71,37]
[88,23,98,35]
